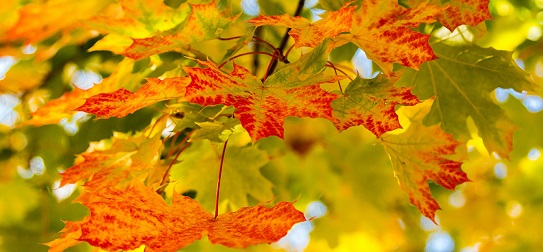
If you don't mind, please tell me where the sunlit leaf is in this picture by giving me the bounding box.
[248,3,355,48]
[122,1,238,59]
[407,0,492,31]
[396,39,535,158]
[46,178,305,251]
[338,0,444,76]
[380,101,469,221]
[2,0,112,43]
[77,77,190,118]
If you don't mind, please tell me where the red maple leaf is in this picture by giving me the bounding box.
[183,60,342,142]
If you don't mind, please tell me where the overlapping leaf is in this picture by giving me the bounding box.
[46,178,305,251]
[380,102,469,221]
[123,1,238,59]
[183,42,343,142]
[407,0,492,31]
[86,0,189,38]
[60,119,165,187]
[248,3,355,48]
[396,39,535,158]
[338,0,444,76]
[183,60,341,142]
[2,0,112,43]
[331,74,420,137]
[25,58,144,126]
[77,77,190,118]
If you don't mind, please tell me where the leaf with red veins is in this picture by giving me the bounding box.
[380,102,469,222]
[248,3,355,48]
[122,1,238,60]
[183,60,341,142]
[209,202,306,248]
[339,0,444,76]
[60,152,133,187]
[47,179,305,251]
[408,0,492,31]
[331,74,420,137]
[77,77,190,118]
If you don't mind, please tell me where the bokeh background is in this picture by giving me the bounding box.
[1,0,543,251]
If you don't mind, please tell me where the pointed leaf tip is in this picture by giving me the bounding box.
[380,103,469,220]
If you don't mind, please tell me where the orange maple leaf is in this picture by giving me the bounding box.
[338,0,445,76]
[85,0,186,38]
[331,74,420,137]
[60,118,166,187]
[25,58,139,126]
[76,77,190,118]
[380,102,469,221]
[122,1,238,60]
[2,0,111,43]
[248,3,355,48]
[182,60,342,142]
[408,0,492,31]
[46,179,306,251]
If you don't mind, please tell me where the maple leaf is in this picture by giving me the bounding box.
[85,0,189,39]
[189,118,242,143]
[46,178,306,251]
[337,0,445,76]
[60,119,166,187]
[183,60,341,142]
[171,142,273,212]
[2,0,112,43]
[183,41,343,142]
[25,58,145,126]
[248,3,355,48]
[122,1,238,60]
[407,0,492,31]
[77,77,190,118]
[380,101,469,221]
[331,74,420,137]
[396,39,535,158]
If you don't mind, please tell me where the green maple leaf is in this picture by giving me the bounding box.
[170,142,273,212]
[397,39,535,158]
[190,117,242,143]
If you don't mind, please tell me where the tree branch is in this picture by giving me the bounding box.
[265,0,305,77]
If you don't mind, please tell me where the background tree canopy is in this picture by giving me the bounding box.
[1,0,543,251]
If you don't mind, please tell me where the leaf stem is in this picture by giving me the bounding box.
[327,61,344,92]
[219,51,276,69]
[265,0,305,77]
[214,139,229,219]
[326,62,354,81]
[156,131,193,195]
[218,36,242,40]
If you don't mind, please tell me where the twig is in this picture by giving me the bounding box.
[265,0,305,77]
